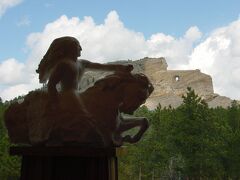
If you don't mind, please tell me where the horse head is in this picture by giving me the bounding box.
[83,72,153,146]
[93,72,153,114]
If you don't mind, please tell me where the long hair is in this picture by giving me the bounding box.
[36,36,81,83]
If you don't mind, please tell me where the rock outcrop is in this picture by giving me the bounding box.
[79,57,234,109]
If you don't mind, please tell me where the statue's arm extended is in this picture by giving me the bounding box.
[82,60,133,72]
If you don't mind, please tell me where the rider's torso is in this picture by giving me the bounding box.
[59,59,87,92]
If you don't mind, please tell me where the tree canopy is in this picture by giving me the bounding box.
[1,88,240,179]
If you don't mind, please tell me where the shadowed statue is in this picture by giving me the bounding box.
[4,36,154,147]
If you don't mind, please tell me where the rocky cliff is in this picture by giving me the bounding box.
[79,57,234,109]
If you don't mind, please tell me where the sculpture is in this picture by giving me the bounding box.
[4,36,154,147]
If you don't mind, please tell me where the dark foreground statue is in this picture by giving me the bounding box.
[5,72,153,147]
[4,36,154,147]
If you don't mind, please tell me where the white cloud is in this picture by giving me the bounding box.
[0,83,39,101]
[188,19,240,99]
[184,26,202,41]
[1,10,240,101]
[0,0,22,17]
[24,10,202,69]
[0,58,26,85]
[146,27,202,68]
[0,58,40,100]
[25,11,147,64]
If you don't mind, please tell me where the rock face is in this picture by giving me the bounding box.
[80,57,234,109]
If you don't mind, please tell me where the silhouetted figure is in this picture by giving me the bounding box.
[36,36,134,145]
[4,36,153,147]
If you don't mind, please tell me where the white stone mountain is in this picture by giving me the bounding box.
[79,57,234,109]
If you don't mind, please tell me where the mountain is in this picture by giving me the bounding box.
[79,57,234,109]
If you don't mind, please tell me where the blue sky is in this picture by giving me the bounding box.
[1,0,240,100]
[1,0,240,61]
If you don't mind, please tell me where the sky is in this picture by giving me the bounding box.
[1,0,240,101]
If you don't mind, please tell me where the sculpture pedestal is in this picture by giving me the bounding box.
[10,146,120,180]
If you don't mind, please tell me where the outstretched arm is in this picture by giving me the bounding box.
[83,60,133,73]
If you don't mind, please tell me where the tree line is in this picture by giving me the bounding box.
[0,100,20,179]
[1,88,240,179]
[119,87,240,180]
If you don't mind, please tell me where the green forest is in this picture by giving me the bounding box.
[0,98,21,179]
[1,88,240,179]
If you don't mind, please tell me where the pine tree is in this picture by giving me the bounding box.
[169,87,221,178]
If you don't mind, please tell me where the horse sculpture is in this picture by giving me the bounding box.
[4,72,153,147]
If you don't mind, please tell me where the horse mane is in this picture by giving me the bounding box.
[92,72,153,93]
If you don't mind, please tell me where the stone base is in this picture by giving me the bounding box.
[10,146,119,180]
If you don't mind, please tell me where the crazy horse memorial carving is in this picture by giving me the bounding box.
[4,36,154,147]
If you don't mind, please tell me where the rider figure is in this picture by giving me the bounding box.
[36,36,133,145]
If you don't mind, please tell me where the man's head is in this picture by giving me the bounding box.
[36,36,82,83]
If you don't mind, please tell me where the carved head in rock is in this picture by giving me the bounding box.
[36,36,82,83]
